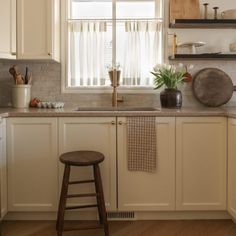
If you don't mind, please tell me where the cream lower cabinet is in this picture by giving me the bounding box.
[58,117,117,211]
[228,118,236,220]
[7,118,58,212]
[0,118,7,218]
[118,117,176,211]
[176,117,227,211]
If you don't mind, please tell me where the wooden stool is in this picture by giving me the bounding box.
[56,151,109,236]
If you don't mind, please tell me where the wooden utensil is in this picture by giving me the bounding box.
[169,0,200,23]
[24,67,29,84]
[15,74,24,85]
[193,68,236,107]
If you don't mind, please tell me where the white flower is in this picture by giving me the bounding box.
[165,64,172,70]
[153,64,163,72]
[188,64,194,70]
[171,66,176,73]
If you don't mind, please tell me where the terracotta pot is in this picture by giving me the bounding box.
[160,88,182,108]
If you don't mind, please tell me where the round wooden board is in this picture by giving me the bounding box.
[193,68,233,107]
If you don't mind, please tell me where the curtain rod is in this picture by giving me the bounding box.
[68,18,163,21]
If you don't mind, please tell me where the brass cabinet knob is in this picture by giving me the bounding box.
[111,121,116,125]
[118,121,123,125]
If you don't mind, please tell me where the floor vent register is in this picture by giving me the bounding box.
[107,211,136,220]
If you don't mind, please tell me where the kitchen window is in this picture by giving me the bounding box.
[61,0,163,93]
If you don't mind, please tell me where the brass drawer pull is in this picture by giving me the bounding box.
[111,121,116,125]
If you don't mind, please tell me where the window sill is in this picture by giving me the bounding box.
[62,86,158,94]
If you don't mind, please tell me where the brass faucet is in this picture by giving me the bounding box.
[109,69,124,107]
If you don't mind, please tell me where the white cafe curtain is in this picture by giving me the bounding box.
[122,21,161,86]
[69,21,107,86]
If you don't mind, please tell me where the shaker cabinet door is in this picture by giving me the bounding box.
[228,118,236,220]
[0,118,7,218]
[176,117,227,211]
[118,117,176,211]
[7,118,58,212]
[59,117,117,212]
[0,0,16,59]
[17,0,60,61]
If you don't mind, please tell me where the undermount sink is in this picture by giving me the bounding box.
[75,107,160,112]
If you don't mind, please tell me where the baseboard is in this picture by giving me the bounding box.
[135,211,231,220]
[3,211,232,221]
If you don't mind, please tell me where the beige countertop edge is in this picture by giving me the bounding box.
[0,107,234,118]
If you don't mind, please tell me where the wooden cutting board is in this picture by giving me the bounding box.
[169,0,200,23]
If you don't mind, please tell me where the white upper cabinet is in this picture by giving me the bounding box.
[0,0,60,60]
[176,117,227,211]
[17,0,60,61]
[0,0,16,59]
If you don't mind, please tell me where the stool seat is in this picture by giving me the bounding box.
[60,151,105,166]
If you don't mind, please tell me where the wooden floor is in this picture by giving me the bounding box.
[2,220,236,236]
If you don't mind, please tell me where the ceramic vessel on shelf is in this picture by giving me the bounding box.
[221,9,236,19]
[229,42,236,52]
[177,42,206,54]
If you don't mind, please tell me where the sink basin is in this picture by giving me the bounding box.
[75,107,160,112]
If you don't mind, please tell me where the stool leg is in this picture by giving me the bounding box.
[56,164,70,236]
[94,164,109,236]
[93,165,103,225]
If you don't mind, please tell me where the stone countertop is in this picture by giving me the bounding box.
[0,106,236,118]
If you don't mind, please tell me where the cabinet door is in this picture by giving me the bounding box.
[59,117,117,211]
[17,0,60,60]
[7,118,58,212]
[118,117,176,211]
[228,118,236,220]
[176,117,227,211]
[0,0,16,59]
[0,118,7,218]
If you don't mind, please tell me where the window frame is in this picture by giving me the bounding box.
[61,0,164,94]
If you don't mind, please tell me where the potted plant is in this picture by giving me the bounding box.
[151,64,186,108]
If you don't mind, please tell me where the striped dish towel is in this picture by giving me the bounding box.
[127,116,157,173]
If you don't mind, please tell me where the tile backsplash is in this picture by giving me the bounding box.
[1,59,236,108]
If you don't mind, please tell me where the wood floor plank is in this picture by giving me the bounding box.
[2,220,236,236]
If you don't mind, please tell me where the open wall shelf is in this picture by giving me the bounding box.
[169,19,236,29]
[169,54,236,60]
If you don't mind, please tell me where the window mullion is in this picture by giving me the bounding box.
[112,0,116,68]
